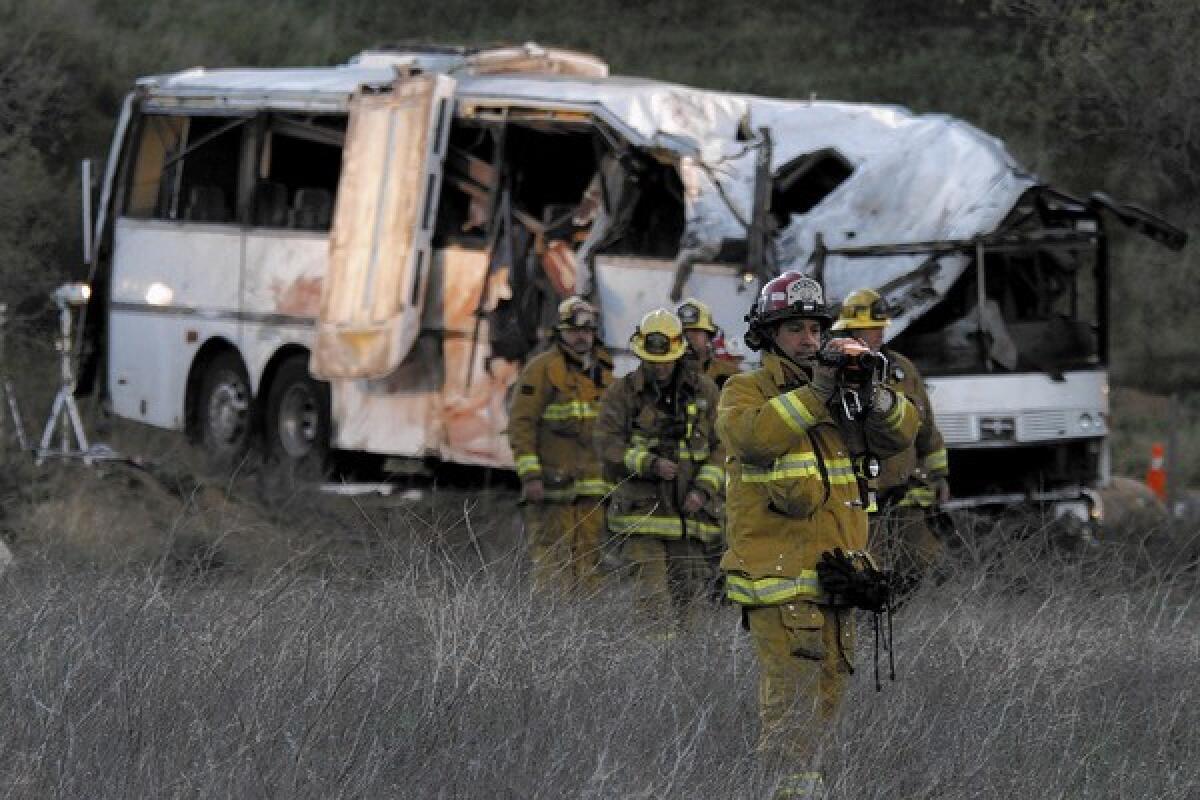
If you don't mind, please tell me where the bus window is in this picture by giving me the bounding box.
[125,115,184,219]
[177,117,244,223]
[255,114,346,230]
[124,114,246,223]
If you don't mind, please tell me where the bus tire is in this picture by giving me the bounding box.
[264,354,331,476]
[196,351,254,470]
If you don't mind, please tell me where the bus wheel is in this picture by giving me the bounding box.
[197,352,253,468]
[265,354,330,474]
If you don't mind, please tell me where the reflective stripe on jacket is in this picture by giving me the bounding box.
[507,344,613,501]
[717,352,919,605]
[594,362,725,543]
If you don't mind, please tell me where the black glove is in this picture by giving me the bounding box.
[816,548,892,613]
[867,386,897,416]
[807,359,839,403]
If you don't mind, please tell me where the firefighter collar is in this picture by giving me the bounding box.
[763,352,812,389]
[556,341,613,369]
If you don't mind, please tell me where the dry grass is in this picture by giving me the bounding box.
[0,471,1197,799]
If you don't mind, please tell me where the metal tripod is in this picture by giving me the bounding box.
[35,301,91,465]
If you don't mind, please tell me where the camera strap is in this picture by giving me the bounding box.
[817,547,897,690]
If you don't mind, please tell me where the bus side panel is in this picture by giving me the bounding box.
[108,219,242,429]
[332,339,440,458]
[239,229,327,391]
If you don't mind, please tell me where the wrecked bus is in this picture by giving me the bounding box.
[84,44,1184,523]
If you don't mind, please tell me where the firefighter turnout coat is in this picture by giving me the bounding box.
[509,343,614,502]
[594,362,724,543]
[717,352,920,605]
[694,351,742,389]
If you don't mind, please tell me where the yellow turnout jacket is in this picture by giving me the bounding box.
[717,352,920,605]
[594,362,724,543]
[689,351,742,389]
[507,343,614,502]
[876,348,948,507]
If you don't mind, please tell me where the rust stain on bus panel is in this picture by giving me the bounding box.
[438,247,517,467]
[441,336,518,465]
[242,232,327,322]
[271,275,323,317]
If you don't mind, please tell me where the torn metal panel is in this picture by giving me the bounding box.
[438,246,518,466]
[312,74,455,380]
[452,75,1037,333]
[464,44,609,78]
[328,247,516,467]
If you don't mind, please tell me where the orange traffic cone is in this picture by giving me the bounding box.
[1146,442,1167,502]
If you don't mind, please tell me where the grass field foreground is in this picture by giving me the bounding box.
[0,483,1197,799]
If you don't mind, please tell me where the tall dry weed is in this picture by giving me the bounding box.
[0,491,1197,798]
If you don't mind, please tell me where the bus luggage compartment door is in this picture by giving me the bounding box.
[312,73,455,380]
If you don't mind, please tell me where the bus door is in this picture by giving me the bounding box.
[311,73,456,380]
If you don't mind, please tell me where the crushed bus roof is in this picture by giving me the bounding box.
[134,47,1039,337]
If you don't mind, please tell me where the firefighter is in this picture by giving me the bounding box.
[594,308,724,618]
[508,296,614,594]
[832,288,950,598]
[677,297,741,388]
[718,272,918,795]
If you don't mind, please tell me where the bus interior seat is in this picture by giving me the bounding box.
[254,181,290,227]
[292,188,333,230]
[184,185,228,222]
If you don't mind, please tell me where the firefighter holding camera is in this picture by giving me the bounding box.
[717,273,918,796]
[832,288,950,600]
[595,308,724,619]
[508,297,614,594]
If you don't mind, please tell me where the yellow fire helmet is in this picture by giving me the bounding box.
[630,308,687,363]
[555,296,599,330]
[831,287,891,331]
[676,297,718,334]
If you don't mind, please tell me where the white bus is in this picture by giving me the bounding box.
[85,44,1184,521]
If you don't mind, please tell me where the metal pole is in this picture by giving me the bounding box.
[81,159,94,266]
[0,302,6,447]
[812,233,828,287]
[60,306,71,456]
[975,240,991,372]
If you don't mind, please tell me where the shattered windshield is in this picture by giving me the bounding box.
[890,238,1102,376]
